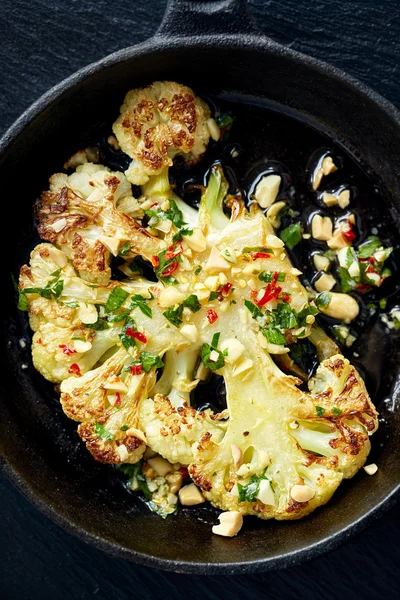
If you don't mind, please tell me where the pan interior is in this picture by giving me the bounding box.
[0,41,399,571]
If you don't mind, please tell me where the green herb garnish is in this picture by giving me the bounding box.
[315,292,332,309]
[280,223,302,250]
[139,351,163,373]
[95,422,114,441]
[118,242,131,256]
[332,407,342,416]
[163,304,184,327]
[238,469,269,503]
[129,294,153,318]
[105,288,129,313]
[315,406,325,417]
[183,294,201,313]
[258,271,286,283]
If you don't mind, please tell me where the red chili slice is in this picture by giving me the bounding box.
[161,261,179,277]
[281,292,291,303]
[206,309,218,324]
[255,284,282,306]
[356,283,370,293]
[68,363,81,376]
[59,344,77,356]
[125,328,147,344]
[341,221,356,242]
[164,243,183,262]
[130,364,143,375]
[115,392,121,407]
[151,256,160,269]
[218,282,233,296]
[251,252,271,260]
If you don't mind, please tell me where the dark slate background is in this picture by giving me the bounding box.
[1,1,399,598]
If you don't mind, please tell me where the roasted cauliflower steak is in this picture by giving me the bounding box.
[18,85,378,524]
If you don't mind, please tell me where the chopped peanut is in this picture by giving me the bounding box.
[290,484,315,503]
[312,214,333,241]
[212,511,243,537]
[179,483,205,506]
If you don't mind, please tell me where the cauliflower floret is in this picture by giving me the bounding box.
[140,394,227,465]
[112,81,212,185]
[35,162,164,283]
[61,349,154,464]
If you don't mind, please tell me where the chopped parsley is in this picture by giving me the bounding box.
[258,271,286,283]
[201,333,225,371]
[120,425,129,431]
[262,325,287,346]
[95,422,114,441]
[118,242,131,256]
[105,287,129,313]
[85,307,110,330]
[129,294,153,318]
[244,300,263,319]
[118,460,152,499]
[183,294,201,313]
[315,292,332,309]
[139,351,163,373]
[194,266,202,276]
[280,223,302,250]
[154,248,180,285]
[145,199,186,228]
[315,406,325,417]
[238,468,269,503]
[173,227,193,243]
[358,236,383,258]
[163,304,184,327]
[119,318,137,350]
[332,407,342,416]
[107,311,131,323]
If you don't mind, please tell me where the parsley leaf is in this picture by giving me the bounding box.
[95,422,114,441]
[332,407,342,416]
[119,318,137,351]
[17,291,29,311]
[258,271,286,283]
[338,267,356,293]
[262,325,287,345]
[85,307,110,330]
[280,223,302,250]
[272,302,297,329]
[107,311,130,323]
[238,469,269,503]
[296,304,319,328]
[140,351,163,373]
[118,242,131,256]
[105,288,129,313]
[211,332,221,348]
[145,199,186,228]
[129,294,153,318]
[358,236,382,258]
[200,343,225,371]
[244,299,263,319]
[183,294,201,313]
[315,292,332,309]
[194,266,202,275]
[315,406,325,417]
[163,304,184,327]
[173,227,193,243]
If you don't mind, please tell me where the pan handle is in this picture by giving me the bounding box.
[155,0,261,37]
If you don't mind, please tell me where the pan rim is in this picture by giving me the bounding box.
[1,32,399,573]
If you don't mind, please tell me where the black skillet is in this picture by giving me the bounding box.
[0,0,399,574]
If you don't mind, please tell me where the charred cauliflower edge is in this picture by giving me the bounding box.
[17,81,379,536]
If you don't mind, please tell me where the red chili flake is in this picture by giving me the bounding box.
[68,363,81,376]
[369,256,375,264]
[218,282,233,296]
[161,261,179,277]
[251,252,271,260]
[250,290,257,300]
[281,292,291,303]
[356,283,370,293]
[115,392,121,407]
[130,364,143,376]
[151,255,160,269]
[164,243,183,262]
[125,328,147,344]
[150,202,158,208]
[179,466,189,479]
[255,283,282,306]
[206,309,218,324]
[341,220,356,242]
[59,344,77,356]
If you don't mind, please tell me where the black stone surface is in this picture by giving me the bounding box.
[1,0,399,597]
